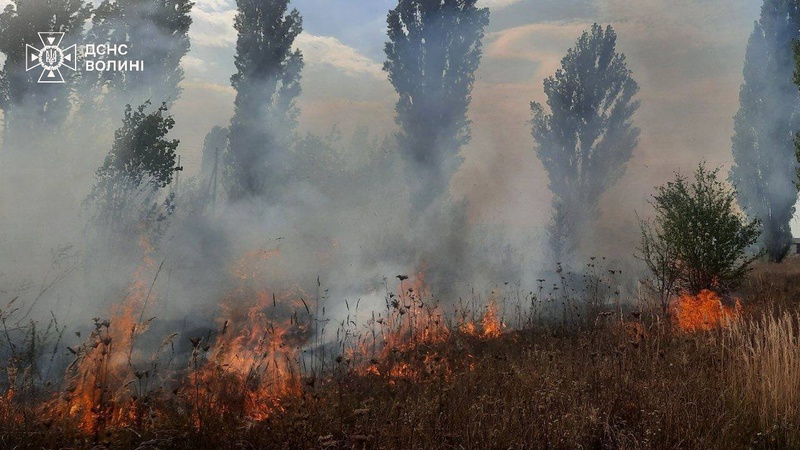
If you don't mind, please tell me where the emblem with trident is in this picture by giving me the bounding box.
[25,32,77,84]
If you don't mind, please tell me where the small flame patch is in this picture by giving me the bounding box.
[671,289,741,332]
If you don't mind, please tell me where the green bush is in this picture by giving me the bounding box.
[638,163,761,310]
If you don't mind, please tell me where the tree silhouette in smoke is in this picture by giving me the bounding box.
[225,0,303,202]
[88,101,181,235]
[731,0,800,263]
[0,0,91,146]
[384,0,489,212]
[79,0,193,115]
[200,125,227,207]
[531,24,640,263]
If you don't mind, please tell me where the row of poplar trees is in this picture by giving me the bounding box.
[221,0,644,265]
[222,0,490,212]
[0,0,656,264]
[0,0,495,229]
[3,0,796,264]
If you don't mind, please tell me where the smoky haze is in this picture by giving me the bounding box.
[0,0,535,345]
[0,0,786,351]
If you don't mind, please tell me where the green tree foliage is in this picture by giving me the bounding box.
[88,101,181,232]
[0,0,91,144]
[531,24,640,263]
[80,0,193,113]
[730,0,800,263]
[639,164,761,309]
[384,0,489,211]
[225,0,303,201]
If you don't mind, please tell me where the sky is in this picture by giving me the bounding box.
[0,0,779,240]
[175,0,765,241]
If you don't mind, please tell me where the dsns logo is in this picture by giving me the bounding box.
[25,32,77,84]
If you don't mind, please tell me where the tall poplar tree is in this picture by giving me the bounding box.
[225,0,303,201]
[730,0,800,263]
[384,0,489,211]
[531,24,640,262]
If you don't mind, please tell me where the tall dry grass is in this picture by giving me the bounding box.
[725,309,800,443]
[1,260,800,448]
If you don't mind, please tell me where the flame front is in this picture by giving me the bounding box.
[17,260,511,434]
[352,275,506,382]
[671,289,741,332]
[187,248,310,424]
[462,294,504,339]
[56,235,158,433]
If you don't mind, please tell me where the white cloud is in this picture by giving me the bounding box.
[479,0,524,10]
[181,55,207,73]
[295,33,385,79]
[180,80,234,96]
[192,0,235,13]
[190,7,237,48]
[188,4,384,79]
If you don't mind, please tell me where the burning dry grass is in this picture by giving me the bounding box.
[671,289,741,332]
[185,286,310,425]
[2,261,800,448]
[48,236,163,434]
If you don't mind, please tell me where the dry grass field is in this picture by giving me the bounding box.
[1,260,800,449]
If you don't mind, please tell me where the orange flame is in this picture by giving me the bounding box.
[187,248,310,424]
[57,235,159,433]
[481,301,503,338]
[350,272,452,381]
[353,274,506,383]
[28,256,513,433]
[671,290,741,332]
[461,295,505,339]
[381,272,449,351]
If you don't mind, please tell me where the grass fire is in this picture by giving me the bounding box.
[2,0,800,449]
